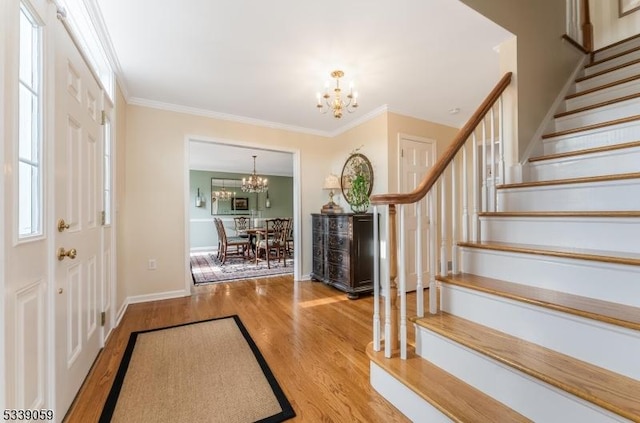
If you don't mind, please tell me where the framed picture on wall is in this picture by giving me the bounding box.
[620,0,640,17]
[232,197,249,211]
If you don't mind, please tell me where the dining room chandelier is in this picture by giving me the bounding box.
[316,70,359,119]
[241,155,268,193]
[213,180,235,201]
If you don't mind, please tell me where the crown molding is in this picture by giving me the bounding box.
[131,97,393,139]
[386,106,463,129]
[326,105,390,137]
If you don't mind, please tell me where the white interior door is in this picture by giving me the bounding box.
[399,135,436,291]
[53,18,103,417]
[101,97,114,338]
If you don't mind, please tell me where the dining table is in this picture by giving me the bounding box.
[244,227,273,265]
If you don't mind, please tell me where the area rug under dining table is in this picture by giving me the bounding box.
[99,315,295,423]
[190,251,293,285]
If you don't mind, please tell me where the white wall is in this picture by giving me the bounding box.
[590,0,640,49]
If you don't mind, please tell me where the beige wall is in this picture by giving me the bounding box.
[115,83,128,312]
[460,0,583,160]
[590,0,640,49]
[121,105,337,298]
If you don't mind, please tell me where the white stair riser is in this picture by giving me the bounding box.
[571,63,640,93]
[527,146,640,181]
[479,216,640,253]
[552,99,640,132]
[440,284,640,379]
[416,329,626,423]
[568,78,640,110]
[542,120,640,155]
[584,50,640,76]
[370,363,453,423]
[497,179,640,212]
[460,247,640,308]
[593,38,640,62]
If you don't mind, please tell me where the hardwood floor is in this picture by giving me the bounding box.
[64,276,410,422]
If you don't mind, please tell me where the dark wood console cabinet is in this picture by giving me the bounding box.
[310,213,375,299]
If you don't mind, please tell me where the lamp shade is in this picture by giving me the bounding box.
[323,174,341,190]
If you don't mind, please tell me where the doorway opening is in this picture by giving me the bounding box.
[185,138,300,290]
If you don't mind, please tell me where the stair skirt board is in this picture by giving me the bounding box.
[439,284,640,379]
[570,76,640,108]
[552,98,640,132]
[460,247,640,308]
[575,64,640,92]
[415,329,629,423]
[584,50,640,76]
[496,178,640,212]
[370,362,453,423]
[541,119,640,154]
[479,216,640,253]
[526,146,640,181]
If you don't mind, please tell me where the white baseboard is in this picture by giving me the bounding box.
[127,289,190,305]
[190,246,217,252]
[115,299,129,327]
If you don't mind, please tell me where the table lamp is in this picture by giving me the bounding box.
[321,174,343,213]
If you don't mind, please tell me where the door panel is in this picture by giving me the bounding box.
[399,135,436,291]
[54,18,102,417]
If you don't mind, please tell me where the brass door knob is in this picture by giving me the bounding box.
[58,288,63,294]
[57,247,77,261]
[57,218,70,232]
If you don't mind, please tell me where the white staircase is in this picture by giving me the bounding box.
[369,34,640,422]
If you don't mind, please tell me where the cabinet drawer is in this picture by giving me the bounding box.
[327,263,350,285]
[327,235,349,251]
[327,248,350,267]
[327,216,351,234]
[312,216,324,232]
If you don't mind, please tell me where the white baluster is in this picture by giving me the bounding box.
[481,119,488,213]
[384,205,391,358]
[472,132,479,242]
[440,178,447,276]
[490,105,496,212]
[462,141,469,244]
[416,200,424,318]
[373,205,381,351]
[399,204,407,360]
[451,157,458,274]
[429,189,437,314]
[498,96,505,187]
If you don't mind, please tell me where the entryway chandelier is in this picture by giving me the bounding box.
[213,180,235,201]
[316,70,359,119]
[241,155,268,193]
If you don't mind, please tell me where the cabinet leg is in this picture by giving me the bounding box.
[347,292,360,300]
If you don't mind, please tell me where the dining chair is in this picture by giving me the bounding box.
[284,218,294,257]
[233,216,250,238]
[256,218,288,269]
[215,218,250,264]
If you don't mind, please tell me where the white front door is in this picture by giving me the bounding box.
[53,18,103,416]
[399,135,436,291]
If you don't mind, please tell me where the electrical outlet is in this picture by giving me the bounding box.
[148,259,157,270]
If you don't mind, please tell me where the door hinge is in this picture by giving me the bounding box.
[100,211,106,225]
[401,148,404,158]
[100,311,106,327]
[101,110,107,125]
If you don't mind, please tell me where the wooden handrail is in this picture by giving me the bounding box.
[370,72,513,206]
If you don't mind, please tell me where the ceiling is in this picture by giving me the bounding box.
[95,0,512,135]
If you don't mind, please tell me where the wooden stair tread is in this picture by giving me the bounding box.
[497,171,640,189]
[366,343,531,423]
[436,273,640,331]
[555,92,640,118]
[542,114,640,139]
[458,240,640,267]
[529,140,640,162]
[575,58,640,83]
[585,45,640,68]
[414,312,640,421]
